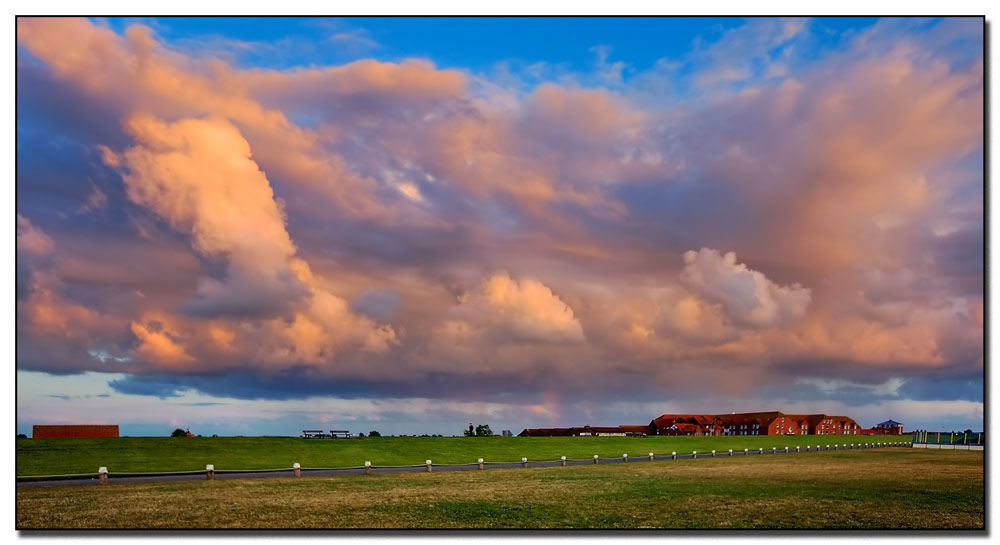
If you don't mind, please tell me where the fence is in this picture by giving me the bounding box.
[16,441,913,486]
[910,430,984,447]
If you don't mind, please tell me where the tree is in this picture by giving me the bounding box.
[476,424,494,437]
[358,432,366,438]
[463,427,474,437]
[171,428,187,437]
[369,430,381,437]
[17,433,27,439]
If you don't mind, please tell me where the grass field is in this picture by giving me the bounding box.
[16,449,981,529]
[15,435,907,476]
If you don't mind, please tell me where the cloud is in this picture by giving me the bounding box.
[77,185,108,213]
[111,115,308,317]
[14,17,982,428]
[129,319,195,368]
[351,290,400,322]
[327,29,380,53]
[16,215,54,256]
[679,248,811,328]
[102,115,397,371]
[455,272,585,344]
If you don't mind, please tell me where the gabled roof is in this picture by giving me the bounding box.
[877,419,903,426]
[672,423,700,433]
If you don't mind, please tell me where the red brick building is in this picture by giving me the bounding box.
[649,411,863,437]
[32,425,119,439]
[519,410,871,438]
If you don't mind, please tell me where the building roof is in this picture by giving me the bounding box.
[877,419,903,426]
[671,423,700,433]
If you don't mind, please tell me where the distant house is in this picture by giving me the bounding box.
[32,425,119,439]
[874,420,904,435]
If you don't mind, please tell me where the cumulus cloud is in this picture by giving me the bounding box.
[103,115,397,370]
[679,248,811,328]
[14,16,982,424]
[455,272,585,344]
[130,319,195,368]
[111,115,308,317]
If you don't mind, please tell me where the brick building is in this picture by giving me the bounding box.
[32,424,119,439]
[874,419,904,435]
[649,411,863,437]
[518,410,871,438]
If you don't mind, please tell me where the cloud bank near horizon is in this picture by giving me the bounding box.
[16,17,983,431]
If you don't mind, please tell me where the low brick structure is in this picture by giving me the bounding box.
[32,425,119,439]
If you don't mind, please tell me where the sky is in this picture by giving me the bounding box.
[14,16,984,437]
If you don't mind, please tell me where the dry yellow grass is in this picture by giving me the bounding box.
[17,449,983,529]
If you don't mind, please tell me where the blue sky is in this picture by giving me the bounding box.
[99,16,882,72]
[16,17,983,437]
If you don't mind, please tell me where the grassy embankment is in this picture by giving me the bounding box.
[16,435,908,476]
[16,449,981,529]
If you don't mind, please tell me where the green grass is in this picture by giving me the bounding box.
[16,449,981,529]
[15,435,906,476]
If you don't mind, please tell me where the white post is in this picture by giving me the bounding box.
[521,457,528,468]
[648,452,654,461]
[711,450,715,458]
[692,450,698,459]
[796,446,800,453]
[206,464,215,480]
[593,454,599,464]
[98,466,108,485]
[478,458,484,470]
[729,449,733,457]
[363,461,371,475]
[623,454,628,463]
[426,460,432,473]
[293,462,302,477]
[785,446,789,453]
[671,451,676,460]
[772,447,776,454]
[744,448,748,455]
[758,448,763,455]
[560,455,566,467]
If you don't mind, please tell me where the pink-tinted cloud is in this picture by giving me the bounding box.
[454,271,585,344]
[14,17,982,421]
[108,115,308,317]
[16,215,54,257]
[679,248,811,328]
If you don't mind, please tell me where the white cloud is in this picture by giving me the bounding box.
[680,248,811,328]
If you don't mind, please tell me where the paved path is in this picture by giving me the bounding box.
[17,444,907,488]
